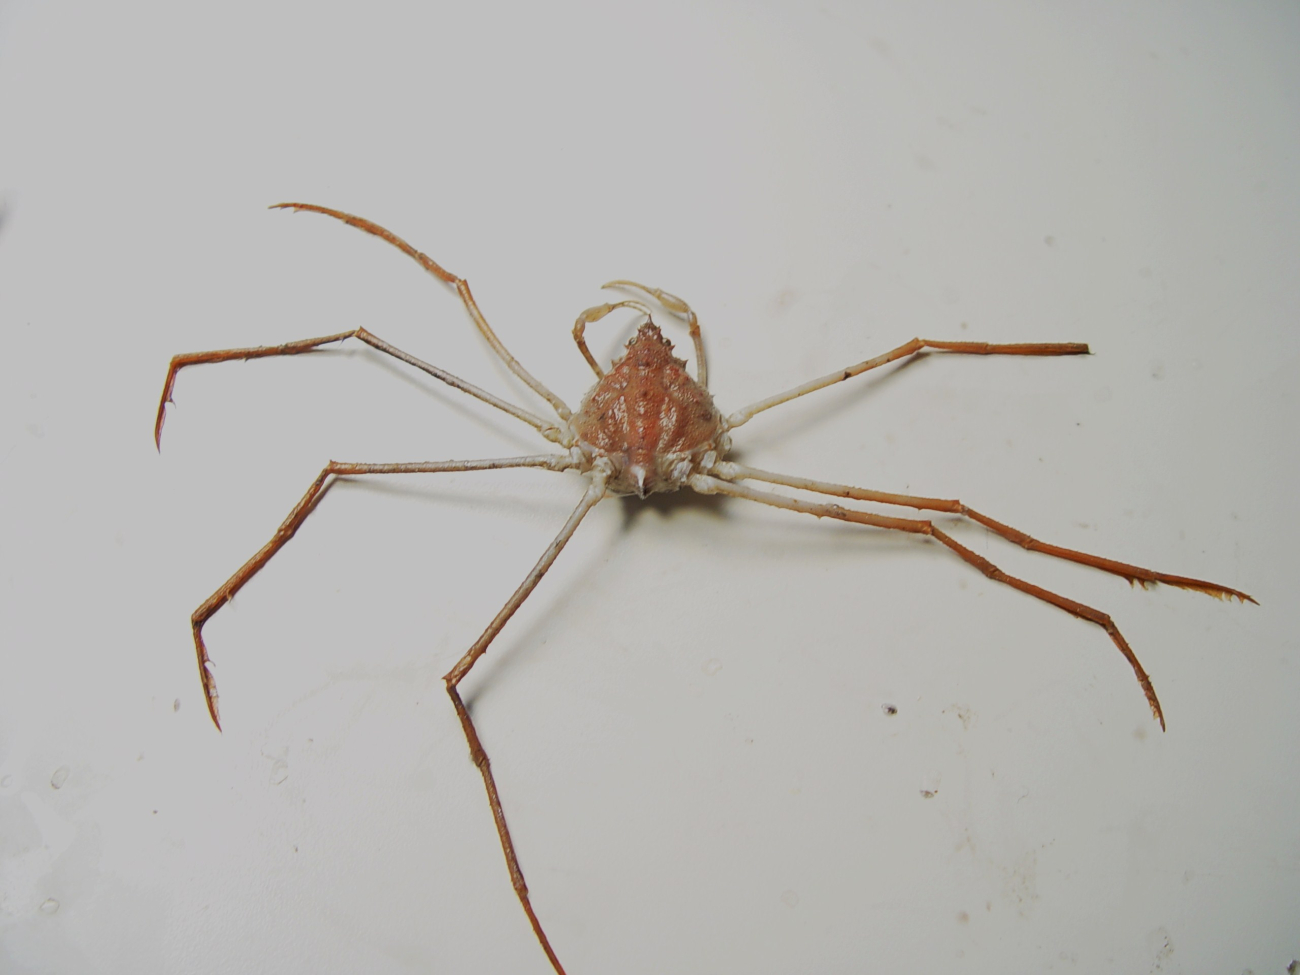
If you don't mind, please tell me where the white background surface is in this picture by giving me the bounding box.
[1,3,1296,973]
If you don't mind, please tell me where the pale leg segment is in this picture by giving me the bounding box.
[154,328,561,449]
[271,202,573,420]
[572,299,656,378]
[727,337,1090,428]
[690,473,1167,730]
[721,464,1255,603]
[188,455,572,731]
[442,471,609,975]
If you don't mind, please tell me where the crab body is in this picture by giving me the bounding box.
[569,323,729,497]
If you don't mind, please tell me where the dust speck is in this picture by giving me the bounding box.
[270,759,289,786]
[780,889,800,908]
[39,898,59,914]
[50,766,70,790]
[0,775,13,790]
[944,704,974,730]
[920,789,937,799]
[173,698,181,712]
[702,658,722,677]
[771,288,799,312]
[1043,235,1056,247]
[1146,926,1174,969]
[882,703,898,717]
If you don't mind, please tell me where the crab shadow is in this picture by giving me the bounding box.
[458,465,929,715]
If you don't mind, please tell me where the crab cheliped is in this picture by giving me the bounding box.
[156,203,1254,974]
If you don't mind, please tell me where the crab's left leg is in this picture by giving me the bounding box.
[718,464,1255,603]
[727,338,1088,428]
[442,469,609,975]
[691,473,1168,729]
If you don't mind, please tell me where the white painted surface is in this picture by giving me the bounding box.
[0,3,1295,973]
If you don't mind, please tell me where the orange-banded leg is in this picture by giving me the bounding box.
[442,470,609,975]
[155,328,561,449]
[186,455,572,730]
[271,202,573,420]
[719,463,1256,604]
[727,337,1091,428]
[690,473,1189,730]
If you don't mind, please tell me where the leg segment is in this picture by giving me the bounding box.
[271,202,573,420]
[719,463,1255,603]
[572,299,655,378]
[602,280,708,387]
[443,471,608,975]
[690,473,1167,729]
[726,337,1089,428]
[155,329,562,449]
[188,455,573,730]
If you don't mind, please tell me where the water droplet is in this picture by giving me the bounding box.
[39,898,59,914]
[269,759,289,786]
[702,658,722,677]
[50,766,70,790]
[780,889,800,908]
[0,775,13,790]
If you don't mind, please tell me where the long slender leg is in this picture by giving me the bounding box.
[271,202,573,420]
[188,455,572,730]
[602,280,707,387]
[719,463,1255,603]
[690,473,1168,730]
[572,299,655,377]
[726,337,1089,428]
[155,329,563,449]
[443,471,608,975]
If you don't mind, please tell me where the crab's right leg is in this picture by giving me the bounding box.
[271,202,574,420]
[155,329,564,449]
[187,454,573,730]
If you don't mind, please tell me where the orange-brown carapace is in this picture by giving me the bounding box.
[571,323,728,497]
